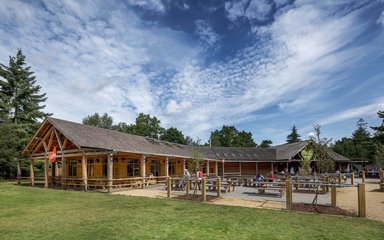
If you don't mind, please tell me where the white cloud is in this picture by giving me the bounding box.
[194,20,220,48]
[225,0,273,22]
[165,100,192,115]
[127,0,165,13]
[378,11,384,26]
[319,100,384,126]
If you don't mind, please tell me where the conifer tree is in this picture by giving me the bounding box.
[286,125,301,143]
[0,49,50,124]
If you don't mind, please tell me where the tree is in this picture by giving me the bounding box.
[373,144,384,170]
[0,49,50,124]
[209,125,256,147]
[259,139,272,148]
[312,142,334,173]
[352,118,372,162]
[371,110,384,144]
[333,137,357,160]
[160,127,187,144]
[0,50,49,178]
[234,131,257,147]
[286,125,301,143]
[128,113,164,139]
[82,113,113,129]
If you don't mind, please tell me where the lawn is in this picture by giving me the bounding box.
[0,181,383,240]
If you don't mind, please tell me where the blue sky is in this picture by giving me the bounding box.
[0,0,384,145]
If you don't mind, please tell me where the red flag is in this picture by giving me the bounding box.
[48,146,57,163]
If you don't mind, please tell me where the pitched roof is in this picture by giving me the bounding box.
[22,117,350,162]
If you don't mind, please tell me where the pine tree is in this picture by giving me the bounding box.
[371,111,384,144]
[0,49,50,178]
[286,125,301,143]
[0,49,50,124]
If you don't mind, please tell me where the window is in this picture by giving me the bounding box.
[127,159,139,177]
[168,160,175,175]
[102,158,107,177]
[68,160,77,177]
[150,160,159,176]
[87,159,94,177]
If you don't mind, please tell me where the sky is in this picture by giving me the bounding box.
[0,0,384,145]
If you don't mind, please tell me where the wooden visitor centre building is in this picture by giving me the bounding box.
[18,117,350,191]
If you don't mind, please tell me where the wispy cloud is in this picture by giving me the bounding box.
[0,0,383,144]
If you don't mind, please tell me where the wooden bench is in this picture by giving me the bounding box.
[206,182,233,193]
[254,186,285,197]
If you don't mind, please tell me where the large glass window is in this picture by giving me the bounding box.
[68,160,77,177]
[150,160,159,176]
[87,160,94,177]
[127,159,139,177]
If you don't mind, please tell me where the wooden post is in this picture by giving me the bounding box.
[351,173,354,185]
[167,176,171,199]
[295,175,299,190]
[30,159,35,187]
[141,155,146,189]
[361,170,365,183]
[82,154,88,191]
[107,153,113,193]
[338,173,342,183]
[321,176,326,194]
[217,176,221,198]
[44,157,49,188]
[52,162,56,186]
[165,158,169,177]
[358,183,366,217]
[17,160,21,185]
[62,157,66,189]
[215,161,218,176]
[186,179,190,194]
[182,159,186,174]
[202,177,206,202]
[325,176,329,192]
[331,185,336,207]
[286,179,292,210]
[206,161,210,176]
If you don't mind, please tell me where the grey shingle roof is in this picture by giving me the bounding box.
[22,117,350,162]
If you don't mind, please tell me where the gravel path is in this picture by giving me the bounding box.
[112,179,384,222]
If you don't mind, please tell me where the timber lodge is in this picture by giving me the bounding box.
[18,117,350,191]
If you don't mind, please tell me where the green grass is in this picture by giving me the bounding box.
[0,181,383,240]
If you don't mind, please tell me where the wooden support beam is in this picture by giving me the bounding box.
[358,183,366,217]
[44,156,48,188]
[47,128,55,152]
[215,161,218,176]
[82,153,88,191]
[54,128,63,150]
[141,155,146,189]
[286,179,292,210]
[167,176,171,199]
[17,160,21,185]
[351,173,354,185]
[186,179,190,194]
[182,159,186,174]
[338,173,342,183]
[62,138,68,150]
[362,170,365,183]
[217,176,221,198]
[165,157,169,177]
[206,161,210,176]
[107,153,113,193]
[30,159,34,187]
[62,157,66,189]
[32,126,53,155]
[202,177,206,202]
[331,185,336,207]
